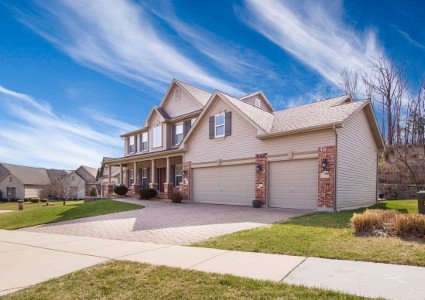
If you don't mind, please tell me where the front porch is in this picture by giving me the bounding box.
[105,153,185,199]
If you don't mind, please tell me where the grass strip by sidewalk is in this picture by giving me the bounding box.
[0,199,142,230]
[1,261,370,300]
[194,200,425,267]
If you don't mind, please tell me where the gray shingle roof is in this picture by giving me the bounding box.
[46,169,70,183]
[155,107,171,120]
[76,166,97,183]
[177,80,212,106]
[0,163,51,185]
[270,96,365,133]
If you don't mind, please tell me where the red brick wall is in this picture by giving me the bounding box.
[318,146,336,210]
[255,153,267,204]
[182,161,191,201]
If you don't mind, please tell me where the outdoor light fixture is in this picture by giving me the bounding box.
[256,164,263,173]
[183,169,188,176]
[321,158,328,171]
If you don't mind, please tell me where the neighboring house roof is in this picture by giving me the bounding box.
[76,166,97,183]
[46,169,70,183]
[176,80,212,106]
[0,163,51,185]
[239,91,274,112]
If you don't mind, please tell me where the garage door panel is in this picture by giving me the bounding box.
[269,159,317,209]
[193,164,255,206]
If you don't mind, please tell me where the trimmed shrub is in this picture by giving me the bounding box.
[24,198,31,202]
[139,188,157,199]
[90,187,98,197]
[351,209,425,240]
[30,198,40,203]
[9,198,18,202]
[170,190,183,203]
[114,185,128,196]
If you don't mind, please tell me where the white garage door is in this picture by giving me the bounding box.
[269,159,318,209]
[193,164,255,206]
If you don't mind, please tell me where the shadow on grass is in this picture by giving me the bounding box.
[371,201,409,213]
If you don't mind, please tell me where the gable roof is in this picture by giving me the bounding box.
[0,163,51,185]
[175,80,212,106]
[46,169,70,183]
[239,91,274,112]
[76,165,97,183]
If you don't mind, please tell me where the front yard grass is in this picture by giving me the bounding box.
[2,261,368,300]
[195,200,425,267]
[0,199,142,230]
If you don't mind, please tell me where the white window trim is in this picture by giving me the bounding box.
[153,124,162,148]
[128,136,136,153]
[175,165,183,187]
[141,132,148,151]
[174,122,183,145]
[214,113,225,138]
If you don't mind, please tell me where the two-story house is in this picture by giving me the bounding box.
[103,79,384,211]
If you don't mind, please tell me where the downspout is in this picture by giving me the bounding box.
[333,124,338,211]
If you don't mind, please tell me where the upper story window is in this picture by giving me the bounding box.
[174,123,183,145]
[214,114,225,138]
[128,135,136,153]
[141,132,148,151]
[153,124,162,148]
[255,98,261,108]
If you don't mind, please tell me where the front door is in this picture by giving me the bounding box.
[157,167,166,192]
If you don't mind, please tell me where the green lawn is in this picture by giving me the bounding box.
[1,261,369,300]
[0,199,142,230]
[195,200,425,267]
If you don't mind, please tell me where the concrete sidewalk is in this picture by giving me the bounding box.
[1,230,424,300]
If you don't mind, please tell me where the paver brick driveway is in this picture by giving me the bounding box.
[21,199,310,245]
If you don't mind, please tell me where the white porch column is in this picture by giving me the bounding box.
[133,161,137,185]
[119,164,123,185]
[150,159,156,185]
[166,157,170,183]
[108,165,111,184]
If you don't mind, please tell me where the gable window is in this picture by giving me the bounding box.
[214,114,225,138]
[174,86,181,101]
[175,165,183,187]
[209,112,231,139]
[255,98,261,108]
[174,123,183,145]
[9,176,12,182]
[128,135,136,153]
[153,125,162,147]
[141,132,148,151]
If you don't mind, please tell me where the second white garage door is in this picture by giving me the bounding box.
[269,159,318,209]
[192,164,255,206]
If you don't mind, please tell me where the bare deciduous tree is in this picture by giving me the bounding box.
[38,180,74,205]
[339,68,361,99]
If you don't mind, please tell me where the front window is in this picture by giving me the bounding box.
[214,114,225,137]
[175,165,183,187]
[153,125,162,147]
[141,168,149,188]
[128,135,135,153]
[128,169,134,186]
[175,123,183,145]
[141,132,148,151]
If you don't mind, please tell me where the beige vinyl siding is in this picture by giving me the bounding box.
[185,100,335,164]
[269,159,318,209]
[336,109,378,210]
[24,185,44,198]
[0,174,25,199]
[192,164,255,206]
[162,85,204,118]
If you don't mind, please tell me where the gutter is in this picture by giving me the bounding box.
[333,124,338,211]
[257,123,342,140]
[105,149,185,165]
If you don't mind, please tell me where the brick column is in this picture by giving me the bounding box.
[255,153,267,205]
[130,184,140,197]
[164,183,174,199]
[318,146,336,211]
[182,161,192,201]
[107,183,115,196]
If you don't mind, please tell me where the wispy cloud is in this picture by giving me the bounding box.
[393,25,425,50]
[0,85,127,169]
[239,0,383,86]
[12,0,242,95]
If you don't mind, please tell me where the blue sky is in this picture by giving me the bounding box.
[0,0,424,169]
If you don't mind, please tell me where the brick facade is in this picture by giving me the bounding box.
[130,184,140,197]
[164,183,174,199]
[107,183,114,196]
[318,146,336,211]
[255,153,267,204]
[182,161,192,201]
